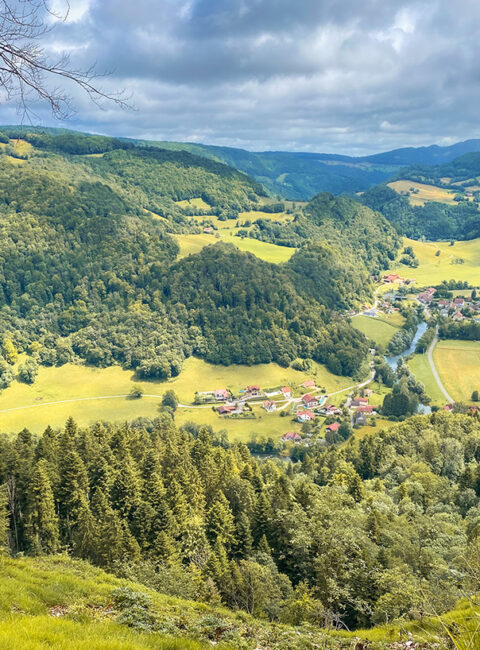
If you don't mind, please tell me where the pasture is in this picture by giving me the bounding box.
[0,356,353,439]
[386,237,480,285]
[433,339,480,403]
[387,180,457,206]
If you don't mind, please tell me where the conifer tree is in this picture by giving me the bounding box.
[0,485,9,552]
[234,512,253,558]
[26,460,60,554]
[206,493,235,549]
[73,495,98,560]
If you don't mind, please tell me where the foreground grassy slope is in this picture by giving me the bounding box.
[0,555,474,650]
[386,237,480,285]
[433,339,480,402]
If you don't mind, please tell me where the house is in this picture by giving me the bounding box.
[246,385,261,395]
[297,410,315,422]
[203,227,214,234]
[356,405,376,414]
[443,404,454,412]
[322,404,341,416]
[452,311,464,322]
[302,394,319,408]
[302,379,316,389]
[355,412,367,426]
[282,431,302,442]
[352,397,368,407]
[217,404,236,415]
[326,422,340,432]
[363,389,373,397]
[383,274,402,283]
[263,400,276,413]
[281,386,292,399]
[215,388,229,401]
[418,292,434,304]
[453,297,465,308]
[437,299,451,309]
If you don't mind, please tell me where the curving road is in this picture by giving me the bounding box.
[427,331,454,404]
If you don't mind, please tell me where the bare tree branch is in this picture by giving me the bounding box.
[0,0,132,120]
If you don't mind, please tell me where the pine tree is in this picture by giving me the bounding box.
[233,512,253,558]
[73,495,98,560]
[252,491,272,543]
[206,493,235,548]
[0,485,9,552]
[26,460,60,554]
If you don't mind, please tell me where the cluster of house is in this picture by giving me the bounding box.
[419,288,480,322]
[350,390,378,426]
[281,420,341,444]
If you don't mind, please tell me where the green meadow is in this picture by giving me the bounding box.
[0,356,352,438]
[433,339,480,403]
[408,352,446,404]
[387,237,480,285]
[174,232,296,263]
[351,312,405,347]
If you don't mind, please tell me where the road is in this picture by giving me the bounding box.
[427,330,454,404]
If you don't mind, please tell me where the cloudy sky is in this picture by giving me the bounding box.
[2,0,480,154]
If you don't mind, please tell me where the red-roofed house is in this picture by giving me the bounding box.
[215,389,229,401]
[302,394,320,408]
[352,397,368,407]
[297,410,315,422]
[453,297,465,307]
[356,405,376,414]
[218,404,236,415]
[263,400,276,413]
[282,431,302,442]
[302,380,316,389]
[281,386,292,399]
[326,422,340,432]
[452,311,464,322]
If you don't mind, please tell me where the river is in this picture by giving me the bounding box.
[384,320,431,414]
[384,321,428,371]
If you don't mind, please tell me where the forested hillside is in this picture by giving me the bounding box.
[0,130,387,379]
[1,412,480,636]
[361,183,480,240]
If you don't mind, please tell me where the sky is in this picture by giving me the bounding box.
[2,0,480,154]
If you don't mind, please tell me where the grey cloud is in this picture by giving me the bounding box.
[8,0,480,154]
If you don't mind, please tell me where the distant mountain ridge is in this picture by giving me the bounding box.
[3,125,480,199]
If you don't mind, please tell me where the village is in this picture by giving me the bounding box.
[194,378,380,446]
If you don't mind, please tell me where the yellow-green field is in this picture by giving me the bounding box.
[351,312,404,347]
[433,340,480,403]
[0,356,353,439]
[174,233,296,263]
[408,353,446,404]
[237,209,293,225]
[175,197,211,210]
[387,180,457,206]
[387,237,480,285]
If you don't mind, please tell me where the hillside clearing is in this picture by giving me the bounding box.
[174,233,295,263]
[387,180,457,206]
[386,237,480,285]
[433,340,480,403]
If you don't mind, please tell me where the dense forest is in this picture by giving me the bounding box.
[1,411,480,630]
[360,184,480,240]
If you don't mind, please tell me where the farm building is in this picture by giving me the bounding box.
[281,386,292,399]
[282,432,302,442]
[302,394,319,408]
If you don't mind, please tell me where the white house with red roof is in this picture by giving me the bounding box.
[302,379,316,389]
[281,386,292,399]
[215,389,229,401]
[262,400,276,413]
[297,410,315,422]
